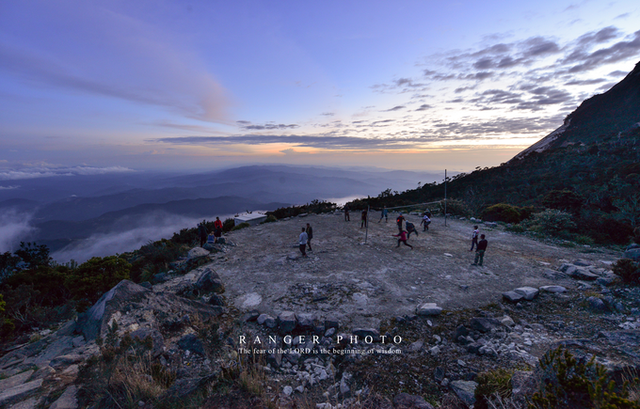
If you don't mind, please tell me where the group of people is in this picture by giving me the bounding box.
[298,223,314,257]
[197,217,225,246]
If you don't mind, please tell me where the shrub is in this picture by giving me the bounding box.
[530,347,640,408]
[231,222,250,231]
[542,190,584,214]
[482,203,522,224]
[527,209,576,236]
[222,218,235,233]
[575,235,595,245]
[66,256,131,311]
[474,368,512,409]
[438,199,471,217]
[506,224,527,233]
[261,214,277,224]
[612,259,640,284]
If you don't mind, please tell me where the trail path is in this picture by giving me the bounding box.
[215,212,619,328]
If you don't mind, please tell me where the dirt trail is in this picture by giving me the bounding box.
[214,212,620,329]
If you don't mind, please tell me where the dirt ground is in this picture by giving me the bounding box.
[214,212,621,329]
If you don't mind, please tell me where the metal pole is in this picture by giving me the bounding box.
[365,204,370,243]
[444,169,447,227]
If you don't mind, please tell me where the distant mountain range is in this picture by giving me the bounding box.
[0,165,440,255]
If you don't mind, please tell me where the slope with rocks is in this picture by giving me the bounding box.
[1,214,639,408]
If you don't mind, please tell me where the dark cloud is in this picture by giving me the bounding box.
[321,112,335,116]
[470,89,523,105]
[564,78,606,86]
[415,104,432,111]
[236,120,251,124]
[562,30,640,73]
[576,26,620,47]
[382,105,405,112]
[240,123,299,130]
[608,70,628,77]
[520,37,561,57]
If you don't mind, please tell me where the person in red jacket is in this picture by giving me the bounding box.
[213,217,223,243]
[393,230,413,249]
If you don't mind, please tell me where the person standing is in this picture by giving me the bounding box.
[421,213,431,231]
[406,221,419,238]
[344,206,350,221]
[306,223,314,252]
[198,220,208,247]
[213,217,223,243]
[379,206,388,223]
[298,227,308,257]
[472,234,488,266]
[361,209,368,229]
[396,213,405,233]
[470,226,479,251]
[393,230,413,249]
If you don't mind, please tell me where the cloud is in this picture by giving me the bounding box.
[0,210,35,253]
[561,30,640,73]
[0,3,231,122]
[0,165,134,181]
[240,123,300,130]
[50,212,219,263]
[382,105,405,112]
[415,104,432,111]
[0,185,20,190]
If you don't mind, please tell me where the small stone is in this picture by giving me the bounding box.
[416,303,442,316]
[283,385,293,396]
[502,291,524,303]
[514,287,539,301]
[540,285,567,293]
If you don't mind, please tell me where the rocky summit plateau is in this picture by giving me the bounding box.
[1,212,639,408]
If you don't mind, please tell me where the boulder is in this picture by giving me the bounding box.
[572,259,592,266]
[416,303,442,316]
[49,385,78,409]
[194,268,225,294]
[297,313,316,330]
[0,379,43,407]
[177,334,205,355]
[257,313,277,328]
[450,380,477,406]
[623,248,640,261]
[352,328,379,339]
[570,268,599,281]
[278,312,297,333]
[587,296,607,312]
[468,317,501,333]
[131,328,165,357]
[208,294,225,306]
[514,287,539,301]
[502,291,524,303]
[188,247,210,258]
[75,280,150,341]
[540,285,567,293]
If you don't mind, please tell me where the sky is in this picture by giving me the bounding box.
[1,0,639,177]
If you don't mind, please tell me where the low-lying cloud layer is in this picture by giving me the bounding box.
[0,210,35,253]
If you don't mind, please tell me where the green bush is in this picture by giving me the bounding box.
[482,203,522,223]
[527,209,576,237]
[231,222,250,231]
[506,224,527,233]
[612,259,640,284]
[474,368,512,409]
[530,347,640,408]
[261,214,277,224]
[66,256,131,311]
[575,235,595,245]
[438,199,471,217]
[542,190,584,214]
[222,218,235,233]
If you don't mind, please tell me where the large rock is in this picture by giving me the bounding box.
[393,392,435,408]
[258,313,277,328]
[540,285,567,293]
[188,247,210,258]
[131,328,165,357]
[177,334,205,355]
[75,280,150,341]
[49,385,78,409]
[569,268,599,281]
[450,380,477,406]
[624,248,640,261]
[297,313,316,330]
[194,267,225,294]
[416,303,442,316]
[502,291,524,303]
[468,317,501,333]
[278,311,298,333]
[0,370,33,391]
[0,379,43,407]
[514,287,539,301]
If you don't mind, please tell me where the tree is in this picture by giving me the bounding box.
[65,256,131,311]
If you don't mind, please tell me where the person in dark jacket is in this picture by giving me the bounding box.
[406,221,419,238]
[198,220,208,246]
[472,234,488,266]
[306,223,314,251]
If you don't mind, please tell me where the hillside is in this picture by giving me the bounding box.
[1,212,639,408]
[349,60,640,245]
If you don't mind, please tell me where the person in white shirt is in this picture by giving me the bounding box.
[299,227,308,257]
[421,214,431,231]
